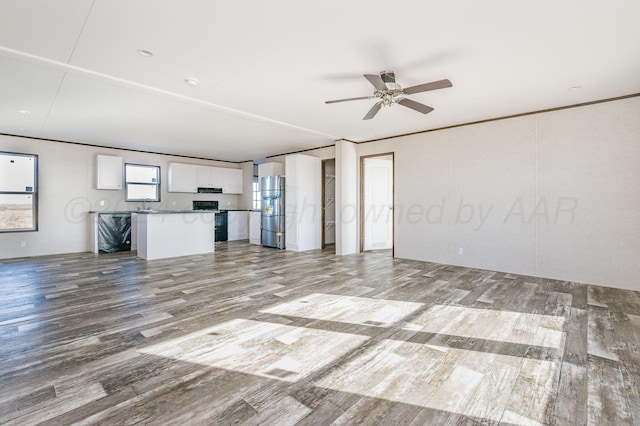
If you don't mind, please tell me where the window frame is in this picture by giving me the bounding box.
[252,178,261,210]
[252,164,260,210]
[0,151,38,233]
[124,163,161,202]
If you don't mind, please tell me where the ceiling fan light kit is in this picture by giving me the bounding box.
[326,70,452,120]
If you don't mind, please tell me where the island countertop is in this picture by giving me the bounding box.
[137,211,215,260]
[89,210,219,214]
[136,210,218,214]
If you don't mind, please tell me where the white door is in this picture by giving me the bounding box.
[363,156,393,251]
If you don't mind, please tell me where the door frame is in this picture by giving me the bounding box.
[321,159,326,249]
[359,152,394,255]
[321,158,336,249]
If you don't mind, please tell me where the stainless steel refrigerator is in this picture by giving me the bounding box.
[261,175,285,249]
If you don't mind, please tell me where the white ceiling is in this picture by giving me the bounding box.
[1,0,639,162]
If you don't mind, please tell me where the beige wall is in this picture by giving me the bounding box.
[0,135,243,259]
[392,97,640,291]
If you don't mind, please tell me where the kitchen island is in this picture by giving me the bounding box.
[137,210,215,260]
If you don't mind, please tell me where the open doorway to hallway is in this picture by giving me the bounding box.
[360,153,394,255]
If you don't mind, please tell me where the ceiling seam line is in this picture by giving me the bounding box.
[37,73,68,138]
[65,0,96,64]
[0,46,338,141]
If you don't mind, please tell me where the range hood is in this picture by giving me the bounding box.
[197,187,222,193]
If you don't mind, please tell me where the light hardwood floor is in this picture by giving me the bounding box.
[1,241,639,425]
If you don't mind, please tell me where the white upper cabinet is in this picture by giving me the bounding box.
[196,165,224,189]
[222,168,243,194]
[168,163,197,193]
[258,162,283,180]
[96,155,123,190]
[168,163,243,193]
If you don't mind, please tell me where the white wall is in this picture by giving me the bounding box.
[267,145,336,173]
[335,140,358,255]
[0,135,243,259]
[285,154,322,252]
[393,97,640,291]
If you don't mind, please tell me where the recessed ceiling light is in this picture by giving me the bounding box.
[568,86,582,91]
[137,49,153,57]
[184,77,200,86]
[18,109,31,115]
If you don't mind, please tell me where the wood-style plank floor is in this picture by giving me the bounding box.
[1,241,639,425]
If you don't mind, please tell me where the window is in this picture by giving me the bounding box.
[252,163,261,210]
[125,163,160,202]
[0,151,37,232]
[252,178,261,210]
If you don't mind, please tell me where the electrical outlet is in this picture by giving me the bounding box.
[100,200,105,206]
[172,201,176,206]
[20,241,26,248]
[457,247,463,255]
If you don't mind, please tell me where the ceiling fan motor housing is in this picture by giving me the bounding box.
[380,70,400,91]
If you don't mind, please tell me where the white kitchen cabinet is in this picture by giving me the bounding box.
[249,211,261,244]
[168,163,197,193]
[258,162,283,180]
[166,162,242,193]
[96,155,123,190]
[196,165,224,189]
[222,168,243,194]
[227,211,249,240]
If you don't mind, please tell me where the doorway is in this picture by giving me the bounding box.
[360,153,394,254]
[322,159,336,249]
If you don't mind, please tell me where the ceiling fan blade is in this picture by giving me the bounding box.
[363,102,383,120]
[325,96,375,104]
[403,79,452,95]
[364,74,387,91]
[397,98,434,114]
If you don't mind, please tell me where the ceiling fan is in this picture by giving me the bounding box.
[325,70,452,120]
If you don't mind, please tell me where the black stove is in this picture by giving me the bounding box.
[192,200,219,211]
